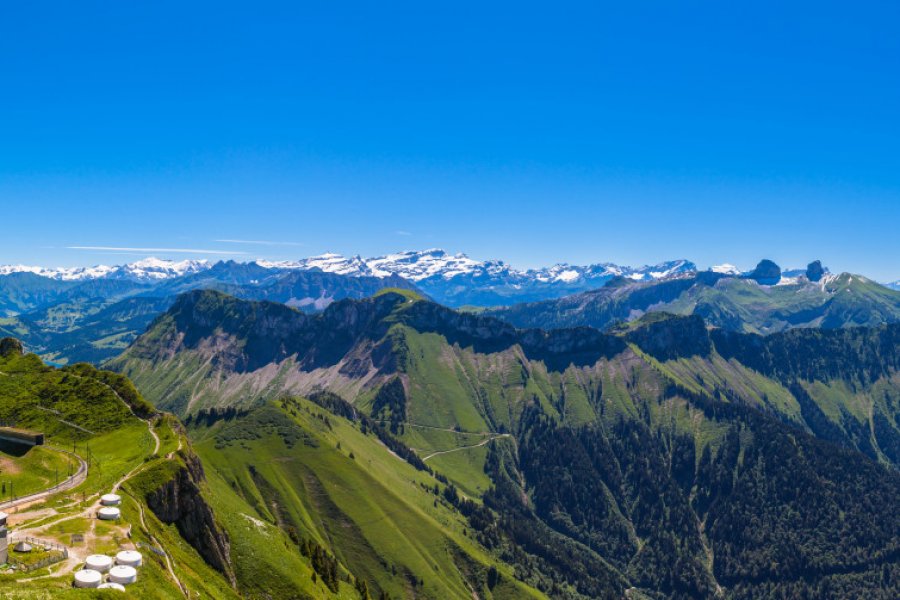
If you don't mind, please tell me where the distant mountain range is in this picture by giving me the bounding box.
[0,256,210,281]
[5,251,897,292]
[7,250,897,304]
[2,250,695,287]
[2,250,699,306]
[486,268,900,335]
[258,250,698,306]
[0,262,419,364]
[9,248,894,305]
[1,252,898,364]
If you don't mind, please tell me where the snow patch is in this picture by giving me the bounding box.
[711,264,742,275]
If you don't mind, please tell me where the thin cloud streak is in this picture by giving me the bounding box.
[395,230,413,236]
[215,239,305,246]
[67,246,248,255]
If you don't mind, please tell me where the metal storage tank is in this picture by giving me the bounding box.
[85,554,113,572]
[98,507,121,520]
[100,493,122,506]
[73,568,103,588]
[115,549,143,567]
[98,582,126,591]
[108,564,138,585]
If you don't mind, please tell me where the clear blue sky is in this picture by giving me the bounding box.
[1,2,898,280]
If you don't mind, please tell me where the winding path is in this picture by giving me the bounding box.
[422,434,510,462]
[127,491,188,597]
[112,420,160,493]
[406,422,498,436]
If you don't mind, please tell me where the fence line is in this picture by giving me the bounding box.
[7,535,69,572]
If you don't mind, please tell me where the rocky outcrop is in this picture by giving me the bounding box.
[146,450,235,584]
[0,337,24,357]
[745,259,782,285]
[806,260,825,282]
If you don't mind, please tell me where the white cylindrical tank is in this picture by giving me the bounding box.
[98,507,121,520]
[115,549,143,567]
[85,554,113,572]
[73,568,103,588]
[98,582,126,591]
[108,564,138,585]
[100,493,122,506]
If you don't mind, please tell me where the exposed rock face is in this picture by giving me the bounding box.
[806,260,825,282]
[0,337,23,357]
[746,259,782,285]
[146,450,234,584]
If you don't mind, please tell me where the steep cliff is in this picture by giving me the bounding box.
[130,447,235,584]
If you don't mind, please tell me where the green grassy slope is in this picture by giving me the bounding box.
[188,398,545,600]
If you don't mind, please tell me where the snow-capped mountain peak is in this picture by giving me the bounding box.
[639,259,696,280]
[259,249,486,281]
[523,260,695,285]
[1,250,702,288]
[254,250,700,285]
[0,264,116,281]
[0,258,210,282]
[537,264,583,283]
[259,254,376,278]
[110,257,211,281]
[365,249,483,281]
